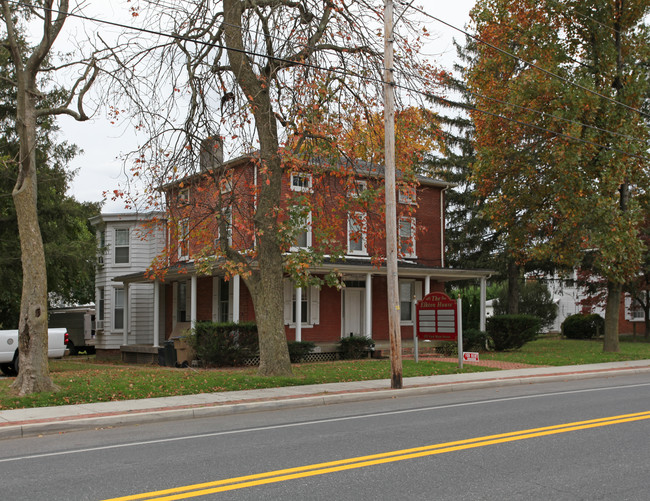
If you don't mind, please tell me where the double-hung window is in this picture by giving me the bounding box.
[292,287,309,325]
[216,206,232,247]
[291,209,312,250]
[114,228,130,264]
[283,280,320,327]
[347,212,367,255]
[348,180,367,199]
[178,218,190,260]
[398,185,416,205]
[291,172,312,192]
[114,288,125,330]
[178,187,190,204]
[97,288,105,328]
[399,281,414,323]
[399,217,416,258]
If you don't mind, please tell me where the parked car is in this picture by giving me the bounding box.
[0,328,67,376]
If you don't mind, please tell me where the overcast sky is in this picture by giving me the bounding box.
[57,0,476,212]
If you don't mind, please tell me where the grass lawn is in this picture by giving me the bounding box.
[0,357,493,411]
[483,335,650,366]
[1,335,649,411]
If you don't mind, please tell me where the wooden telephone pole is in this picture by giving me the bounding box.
[384,0,403,389]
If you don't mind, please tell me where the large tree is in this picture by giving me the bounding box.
[0,161,100,329]
[467,0,650,350]
[110,0,442,376]
[0,0,98,394]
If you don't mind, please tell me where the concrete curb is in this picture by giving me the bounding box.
[2,364,650,440]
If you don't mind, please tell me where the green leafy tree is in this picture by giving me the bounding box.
[467,0,650,352]
[0,0,98,394]
[427,36,501,274]
[0,158,100,329]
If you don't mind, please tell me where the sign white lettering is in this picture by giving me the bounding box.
[463,352,479,362]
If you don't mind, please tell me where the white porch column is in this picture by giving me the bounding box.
[191,275,198,328]
[153,280,160,347]
[365,273,372,338]
[480,276,487,332]
[295,286,302,342]
[233,275,240,323]
[122,284,129,346]
[425,276,431,295]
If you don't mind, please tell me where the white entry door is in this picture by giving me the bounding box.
[343,288,365,337]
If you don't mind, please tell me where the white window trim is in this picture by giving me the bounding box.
[178,218,190,261]
[220,173,233,194]
[398,280,422,325]
[114,228,130,265]
[398,185,416,205]
[290,172,313,192]
[178,187,190,203]
[290,211,312,251]
[348,180,367,198]
[114,287,125,332]
[216,206,233,248]
[628,295,645,322]
[399,216,417,258]
[347,212,367,256]
[283,281,320,327]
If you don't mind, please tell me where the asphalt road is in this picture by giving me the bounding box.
[2,373,650,500]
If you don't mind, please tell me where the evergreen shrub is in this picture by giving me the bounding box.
[561,313,604,340]
[338,335,375,359]
[189,321,259,366]
[287,341,316,362]
[486,314,541,351]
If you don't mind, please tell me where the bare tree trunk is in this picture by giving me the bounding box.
[11,75,57,394]
[223,0,292,376]
[603,281,621,352]
[246,265,292,377]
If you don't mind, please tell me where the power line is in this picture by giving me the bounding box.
[6,0,649,164]
[398,81,650,163]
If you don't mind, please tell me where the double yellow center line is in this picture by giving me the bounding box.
[104,410,650,501]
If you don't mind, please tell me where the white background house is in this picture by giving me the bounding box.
[90,213,166,351]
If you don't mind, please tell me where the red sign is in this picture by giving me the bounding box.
[416,292,458,342]
[463,352,479,362]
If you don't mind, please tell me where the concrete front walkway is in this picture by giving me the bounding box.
[1,360,650,440]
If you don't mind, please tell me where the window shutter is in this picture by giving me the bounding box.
[172,283,178,326]
[228,280,234,322]
[212,277,219,322]
[624,295,632,321]
[310,286,320,325]
[283,280,293,325]
[415,281,423,301]
[185,280,192,318]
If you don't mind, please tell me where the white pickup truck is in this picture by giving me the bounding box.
[0,328,68,376]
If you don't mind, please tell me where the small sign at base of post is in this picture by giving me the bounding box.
[463,352,479,362]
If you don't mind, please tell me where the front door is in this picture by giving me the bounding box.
[343,288,365,337]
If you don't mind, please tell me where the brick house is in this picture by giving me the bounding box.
[115,150,492,354]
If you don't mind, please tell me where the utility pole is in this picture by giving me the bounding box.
[384,0,403,389]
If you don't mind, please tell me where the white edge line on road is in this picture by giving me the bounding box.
[2,380,650,464]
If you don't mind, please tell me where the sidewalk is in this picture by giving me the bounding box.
[2,359,650,440]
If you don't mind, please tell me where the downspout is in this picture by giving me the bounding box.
[440,186,448,268]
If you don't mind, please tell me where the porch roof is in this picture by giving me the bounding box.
[115,258,493,284]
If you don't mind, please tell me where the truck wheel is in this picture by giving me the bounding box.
[0,363,16,377]
[67,340,77,356]
[12,351,19,375]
